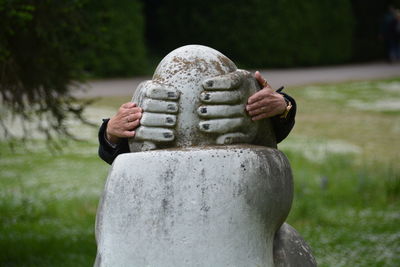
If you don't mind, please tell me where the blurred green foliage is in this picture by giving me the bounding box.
[0,0,147,142]
[80,0,147,77]
[2,0,399,81]
[0,0,147,79]
[0,0,90,141]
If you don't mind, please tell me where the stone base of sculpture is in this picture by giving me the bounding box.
[95,145,294,266]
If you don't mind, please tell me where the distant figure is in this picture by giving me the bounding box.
[380,6,400,62]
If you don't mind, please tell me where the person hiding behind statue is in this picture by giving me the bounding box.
[380,5,400,62]
[98,71,296,164]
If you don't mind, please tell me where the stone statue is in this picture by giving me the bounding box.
[95,45,316,267]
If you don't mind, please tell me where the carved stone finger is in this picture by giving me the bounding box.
[197,104,245,118]
[216,133,254,145]
[198,118,244,133]
[202,70,251,90]
[140,112,176,127]
[146,86,180,100]
[142,99,178,114]
[200,90,243,104]
[134,126,174,142]
[131,80,152,104]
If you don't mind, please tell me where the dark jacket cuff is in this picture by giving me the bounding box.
[98,119,130,165]
[271,92,297,143]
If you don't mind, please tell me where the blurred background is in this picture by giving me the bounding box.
[2,0,400,79]
[1,0,399,266]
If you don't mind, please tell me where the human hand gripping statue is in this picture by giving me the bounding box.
[198,69,260,145]
[198,70,288,145]
[248,71,289,120]
[105,102,142,145]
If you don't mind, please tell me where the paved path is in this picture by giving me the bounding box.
[77,62,400,98]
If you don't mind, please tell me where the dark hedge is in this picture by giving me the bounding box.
[145,0,354,68]
[351,0,400,61]
[80,0,148,77]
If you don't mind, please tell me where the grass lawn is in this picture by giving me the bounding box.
[1,77,399,266]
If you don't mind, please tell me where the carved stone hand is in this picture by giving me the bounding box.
[129,81,180,151]
[198,69,259,144]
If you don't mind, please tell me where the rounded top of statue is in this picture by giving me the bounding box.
[129,45,276,151]
[152,45,238,86]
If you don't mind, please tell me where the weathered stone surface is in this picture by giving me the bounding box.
[95,145,293,267]
[273,223,318,267]
[128,45,276,152]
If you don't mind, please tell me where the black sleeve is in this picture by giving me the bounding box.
[271,92,297,143]
[98,119,130,165]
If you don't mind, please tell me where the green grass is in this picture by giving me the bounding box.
[283,151,400,266]
[0,141,108,266]
[280,77,400,266]
[1,78,400,266]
